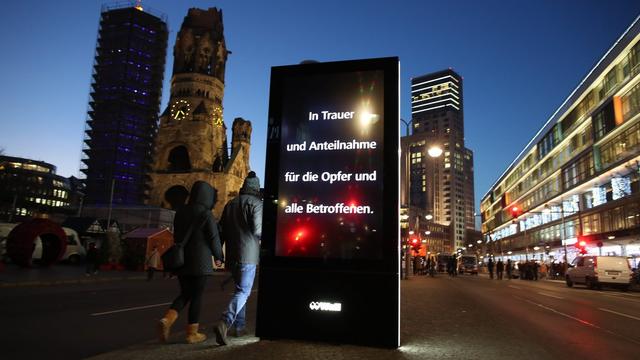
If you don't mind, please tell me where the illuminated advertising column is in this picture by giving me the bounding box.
[257,57,399,348]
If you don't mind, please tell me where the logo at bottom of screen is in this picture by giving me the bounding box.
[309,301,342,312]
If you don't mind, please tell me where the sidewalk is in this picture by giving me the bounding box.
[0,262,146,288]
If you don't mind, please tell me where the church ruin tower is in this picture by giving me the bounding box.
[148,8,251,217]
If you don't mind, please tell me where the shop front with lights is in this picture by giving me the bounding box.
[481,17,640,268]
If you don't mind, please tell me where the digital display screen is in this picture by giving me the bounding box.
[273,69,386,259]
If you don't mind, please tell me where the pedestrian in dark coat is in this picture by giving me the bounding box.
[452,256,458,277]
[157,181,224,344]
[85,243,99,275]
[214,171,263,345]
[496,259,504,280]
[506,259,512,280]
[488,258,495,279]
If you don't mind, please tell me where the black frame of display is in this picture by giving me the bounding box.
[256,57,400,348]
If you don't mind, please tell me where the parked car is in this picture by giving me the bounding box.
[566,255,633,291]
[33,227,86,264]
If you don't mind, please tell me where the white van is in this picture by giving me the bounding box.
[566,255,633,291]
[33,227,86,264]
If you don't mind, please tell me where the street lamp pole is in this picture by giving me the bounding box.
[400,117,411,280]
[400,118,412,137]
[561,201,567,264]
[400,118,442,278]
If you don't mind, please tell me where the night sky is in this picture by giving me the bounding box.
[1,0,639,211]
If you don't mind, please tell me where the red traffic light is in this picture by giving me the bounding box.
[575,237,588,254]
[510,206,521,217]
[410,237,421,252]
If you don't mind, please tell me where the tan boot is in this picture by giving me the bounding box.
[157,309,178,343]
[186,323,207,344]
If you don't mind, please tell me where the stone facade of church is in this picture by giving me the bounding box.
[148,7,251,218]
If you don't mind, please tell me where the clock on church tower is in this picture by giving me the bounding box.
[170,99,191,121]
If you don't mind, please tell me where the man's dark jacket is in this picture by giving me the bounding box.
[220,175,263,265]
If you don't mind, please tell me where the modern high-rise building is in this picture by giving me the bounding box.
[147,8,252,218]
[401,69,476,253]
[0,156,75,221]
[481,16,640,267]
[81,3,168,205]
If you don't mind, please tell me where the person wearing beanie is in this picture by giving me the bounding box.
[214,171,263,345]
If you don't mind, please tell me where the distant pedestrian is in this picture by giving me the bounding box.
[518,261,530,280]
[157,181,224,344]
[496,259,504,280]
[452,257,458,277]
[506,259,512,280]
[428,256,436,277]
[447,257,457,277]
[488,258,494,279]
[533,261,539,281]
[85,243,99,276]
[214,171,263,345]
[146,246,160,281]
[413,256,421,275]
[539,262,548,279]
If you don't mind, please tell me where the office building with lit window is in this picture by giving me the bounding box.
[401,69,476,254]
[81,3,168,205]
[0,156,73,221]
[480,16,640,267]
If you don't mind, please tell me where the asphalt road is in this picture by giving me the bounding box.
[1,273,639,360]
[437,275,640,359]
[0,273,242,360]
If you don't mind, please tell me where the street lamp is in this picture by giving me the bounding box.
[428,146,443,158]
[400,118,412,136]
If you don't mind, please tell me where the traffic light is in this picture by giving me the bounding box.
[510,205,521,218]
[410,237,421,253]
[575,237,588,255]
